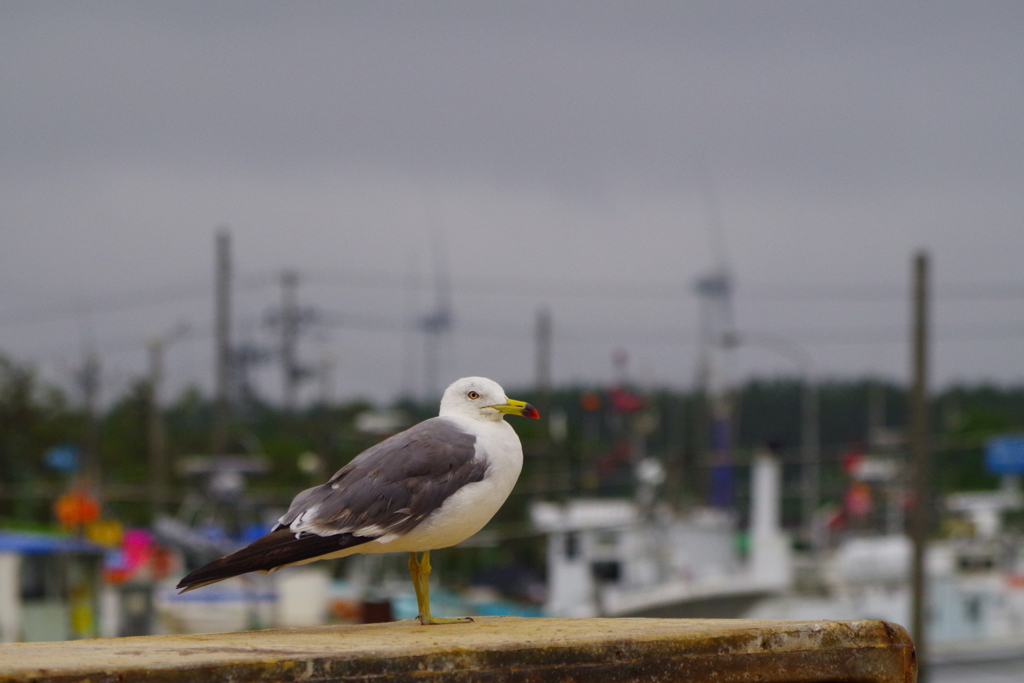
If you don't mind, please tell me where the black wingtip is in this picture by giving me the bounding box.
[174,528,377,593]
[175,563,242,593]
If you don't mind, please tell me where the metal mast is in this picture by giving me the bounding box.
[694,269,736,508]
[267,269,319,412]
[212,228,232,454]
[419,242,453,401]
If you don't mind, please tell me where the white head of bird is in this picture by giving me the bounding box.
[439,377,539,422]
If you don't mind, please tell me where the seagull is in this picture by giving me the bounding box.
[176,376,538,625]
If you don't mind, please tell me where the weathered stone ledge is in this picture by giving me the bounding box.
[0,617,915,683]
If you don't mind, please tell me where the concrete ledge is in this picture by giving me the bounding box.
[0,618,915,683]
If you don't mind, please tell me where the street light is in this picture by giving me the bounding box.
[722,332,820,547]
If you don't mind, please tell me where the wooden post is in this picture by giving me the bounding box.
[147,337,167,515]
[280,270,300,412]
[535,308,553,491]
[212,228,231,454]
[909,250,931,681]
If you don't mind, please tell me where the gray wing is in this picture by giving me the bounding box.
[275,417,487,540]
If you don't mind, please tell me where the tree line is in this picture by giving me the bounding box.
[1,351,1021,532]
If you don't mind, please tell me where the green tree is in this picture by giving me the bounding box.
[0,354,79,524]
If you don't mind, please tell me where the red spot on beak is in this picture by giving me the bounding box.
[522,404,540,419]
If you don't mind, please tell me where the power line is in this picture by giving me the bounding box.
[305,269,1024,302]
[0,272,277,328]
[19,312,1024,364]
[3,269,1024,329]
[745,282,1024,302]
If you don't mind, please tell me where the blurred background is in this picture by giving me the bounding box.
[1,3,1022,680]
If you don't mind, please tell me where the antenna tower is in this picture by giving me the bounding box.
[693,157,737,508]
[266,270,320,411]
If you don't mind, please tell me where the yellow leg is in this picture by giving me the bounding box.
[408,551,473,625]
[408,552,424,610]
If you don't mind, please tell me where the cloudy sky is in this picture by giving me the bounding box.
[1,2,1022,406]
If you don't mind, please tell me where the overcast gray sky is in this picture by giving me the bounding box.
[1,2,1023,406]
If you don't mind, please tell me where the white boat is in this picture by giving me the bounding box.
[745,484,1024,664]
[533,452,793,618]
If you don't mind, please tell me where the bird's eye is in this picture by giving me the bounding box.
[467,391,480,400]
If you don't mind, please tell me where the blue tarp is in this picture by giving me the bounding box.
[986,435,1024,475]
[0,530,105,555]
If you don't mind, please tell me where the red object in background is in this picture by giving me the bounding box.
[122,529,153,569]
[150,545,174,579]
[845,481,873,518]
[597,440,633,478]
[580,392,602,412]
[609,387,644,413]
[104,529,175,584]
[841,447,864,475]
[825,507,847,533]
[54,489,100,530]
[104,565,132,584]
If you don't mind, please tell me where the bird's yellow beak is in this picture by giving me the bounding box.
[489,398,540,419]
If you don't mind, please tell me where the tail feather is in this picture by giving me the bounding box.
[176,528,374,592]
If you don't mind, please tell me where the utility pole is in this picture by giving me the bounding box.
[317,353,335,405]
[800,373,820,548]
[868,380,886,447]
[535,308,552,405]
[909,251,932,682]
[264,269,317,412]
[534,308,553,491]
[400,252,420,400]
[77,350,102,489]
[147,337,168,516]
[420,241,452,401]
[147,324,188,517]
[212,228,232,454]
[280,270,300,412]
